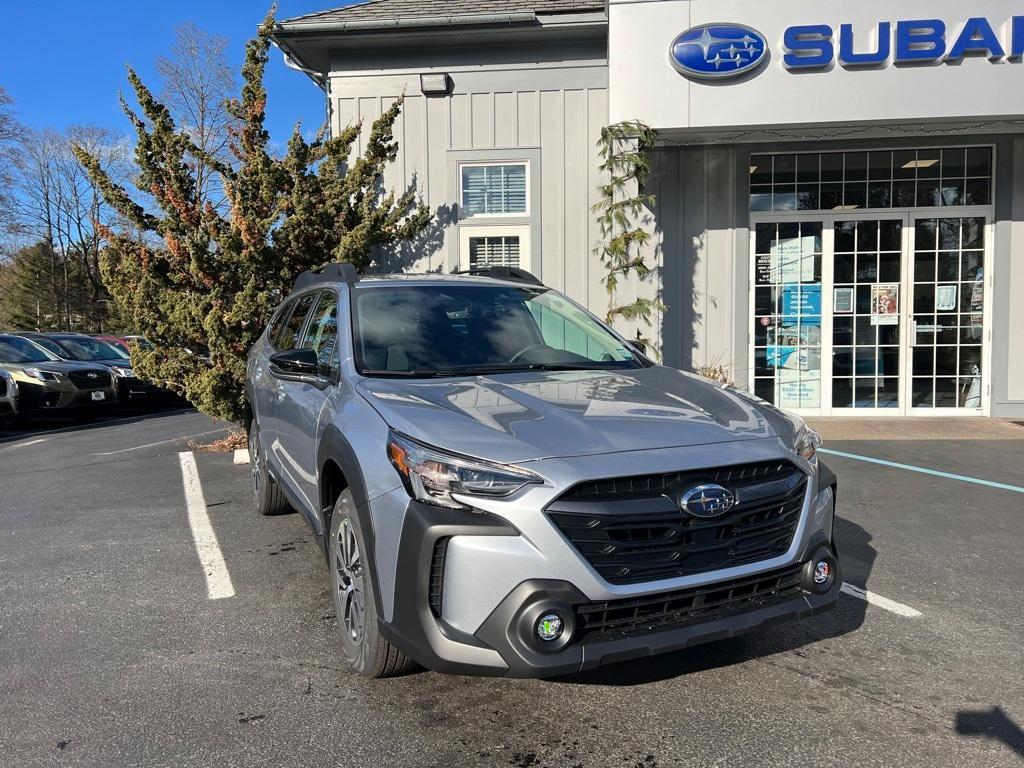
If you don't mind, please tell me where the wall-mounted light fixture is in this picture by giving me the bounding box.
[419,73,451,96]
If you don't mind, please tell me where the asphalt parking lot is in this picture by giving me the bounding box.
[1,411,1022,768]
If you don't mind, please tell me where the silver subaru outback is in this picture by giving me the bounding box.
[246,263,840,679]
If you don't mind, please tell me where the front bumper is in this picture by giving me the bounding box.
[376,464,840,678]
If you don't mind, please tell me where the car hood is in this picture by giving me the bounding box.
[3,360,113,375]
[356,366,801,464]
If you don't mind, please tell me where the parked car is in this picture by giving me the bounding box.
[0,334,117,415]
[0,367,18,427]
[245,264,840,679]
[15,332,157,404]
[93,334,155,355]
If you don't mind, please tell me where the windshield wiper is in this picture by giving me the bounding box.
[440,362,626,375]
[359,369,465,378]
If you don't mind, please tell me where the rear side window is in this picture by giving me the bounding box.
[277,292,319,352]
[299,291,340,377]
[268,301,294,348]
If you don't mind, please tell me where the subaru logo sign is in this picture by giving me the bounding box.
[669,24,768,80]
[679,484,737,518]
[87,372,97,379]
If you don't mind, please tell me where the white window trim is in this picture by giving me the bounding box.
[458,160,530,219]
[459,225,532,273]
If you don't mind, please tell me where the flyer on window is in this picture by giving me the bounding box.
[871,284,899,325]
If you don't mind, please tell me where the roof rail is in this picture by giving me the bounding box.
[294,262,360,290]
[451,266,544,286]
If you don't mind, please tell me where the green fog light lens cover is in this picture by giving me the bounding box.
[537,614,564,642]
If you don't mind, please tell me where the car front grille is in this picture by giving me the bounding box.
[0,377,6,397]
[574,563,806,643]
[67,369,112,390]
[547,460,807,585]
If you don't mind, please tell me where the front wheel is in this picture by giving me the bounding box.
[329,490,416,678]
[249,419,289,516]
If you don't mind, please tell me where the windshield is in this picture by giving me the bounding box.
[352,284,643,377]
[52,337,129,361]
[0,337,59,364]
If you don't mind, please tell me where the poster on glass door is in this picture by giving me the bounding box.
[762,236,817,284]
[871,284,899,326]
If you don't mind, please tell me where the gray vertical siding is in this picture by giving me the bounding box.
[327,51,609,314]
[648,145,747,381]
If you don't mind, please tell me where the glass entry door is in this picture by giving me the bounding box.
[830,217,906,411]
[909,217,986,411]
[751,212,988,416]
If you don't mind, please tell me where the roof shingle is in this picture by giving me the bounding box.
[281,0,605,25]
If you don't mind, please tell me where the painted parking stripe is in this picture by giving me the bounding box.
[94,428,230,456]
[178,451,235,600]
[819,448,1024,495]
[840,582,923,618]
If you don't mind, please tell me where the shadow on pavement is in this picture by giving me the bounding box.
[554,515,875,687]
[0,402,197,444]
[956,706,1024,759]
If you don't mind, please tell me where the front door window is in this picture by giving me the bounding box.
[831,219,904,409]
[910,217,986,409]
[752,222,823,410]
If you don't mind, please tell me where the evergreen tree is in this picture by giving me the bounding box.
[0,241,103,331]
[73,10,431,423]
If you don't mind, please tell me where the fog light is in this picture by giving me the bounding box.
[813,559,832,585]
[536,613,564,642]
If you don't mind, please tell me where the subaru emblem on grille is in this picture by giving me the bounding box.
[87,372,97,379]
[679,484,736,519]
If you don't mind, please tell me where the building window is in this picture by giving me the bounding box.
[749,147,992,213]
[460,163,528,217]
[459,225,531,271]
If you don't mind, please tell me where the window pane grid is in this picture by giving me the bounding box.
[909,217,985,408]
[753,221,823,409]
[461,164,527,216]
[832,219,902,409]
[750,147,992,212]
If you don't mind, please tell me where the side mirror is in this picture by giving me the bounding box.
[627,340,648,356]
[269,348,324,385]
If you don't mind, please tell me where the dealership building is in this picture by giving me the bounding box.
[274,0,1024,418]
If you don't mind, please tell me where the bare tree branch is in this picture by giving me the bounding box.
[156,21,238,212]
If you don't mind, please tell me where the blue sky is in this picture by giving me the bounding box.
[2,1,346,145]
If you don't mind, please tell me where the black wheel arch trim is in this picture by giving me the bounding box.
[317,424,388,623]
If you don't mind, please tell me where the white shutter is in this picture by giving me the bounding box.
[468,236,521,269]
[461,164,527,216]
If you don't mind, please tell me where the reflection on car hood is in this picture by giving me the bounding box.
[356,366,801,464]
[1,359,113,374]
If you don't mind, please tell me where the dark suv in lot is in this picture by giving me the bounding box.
[0,334,117,415]
[246,264,840,679]
[16,332,154,403]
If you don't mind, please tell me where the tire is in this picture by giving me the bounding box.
[249,419,289,516]
[329,490,416,678]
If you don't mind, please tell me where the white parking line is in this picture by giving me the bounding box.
[178,451,235,600]
[11,438,48,448]
[841,582,922,618]
[92,428,229,456]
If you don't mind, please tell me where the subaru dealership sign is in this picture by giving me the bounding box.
[783,17,1024,70]
[669,24,768,79]
[669,16,1024,80]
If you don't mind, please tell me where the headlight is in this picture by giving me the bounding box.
[387,431,541,509]
[794,426,822,462]
[23,367,61,383]
[110,366,134,378]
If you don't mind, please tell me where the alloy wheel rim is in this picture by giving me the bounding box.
[335,519,365,644]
